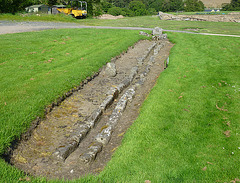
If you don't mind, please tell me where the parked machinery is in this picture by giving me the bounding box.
[57,0,87,19]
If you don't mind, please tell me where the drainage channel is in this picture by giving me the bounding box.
[10,37,173,180]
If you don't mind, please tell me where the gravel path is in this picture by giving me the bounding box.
[1,20,240,38]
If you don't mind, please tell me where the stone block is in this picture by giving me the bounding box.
[100,95,114,111]
[85,108,102,128]
[104,63,117,77]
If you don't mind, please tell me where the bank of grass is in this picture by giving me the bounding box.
[0,30,240,182]
[0,28,147,163]
[0,13,77,22]
[94,33,240,182]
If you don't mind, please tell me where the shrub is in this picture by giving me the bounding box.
[147,8,157,15]
[122,8,135,17]
[184,0,205,12]
[101,1,113,13]
[107,6,125,16]
[222,0,240,11]
[129,0,148,16]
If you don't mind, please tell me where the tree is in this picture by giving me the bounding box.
[48,0,57,6]
[102,1,113,13]
[184,0,204,12]
[149,0,164,12]
[222,0,240,11]
[169,0,184,11]
[129,0,148,16]
[107,6,124,15]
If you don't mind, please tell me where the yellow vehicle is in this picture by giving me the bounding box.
[57,0,87,19]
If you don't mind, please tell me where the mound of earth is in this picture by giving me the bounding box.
[97,14,124,20]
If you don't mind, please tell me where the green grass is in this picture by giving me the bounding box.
[0,13,78,22]
[94,33,240,182]
[1,14,240,36]
[79,16,240,36]
[0,28,147,156]
[0,28,240,182]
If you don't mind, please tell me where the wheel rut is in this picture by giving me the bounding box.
[10,37,173,180]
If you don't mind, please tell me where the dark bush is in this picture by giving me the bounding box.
[107,6,125,16]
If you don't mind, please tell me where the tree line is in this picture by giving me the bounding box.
[0,0,207,15]
[222,0,240,11]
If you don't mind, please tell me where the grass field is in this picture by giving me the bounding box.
[1,14,240,36]
[0,18,240,182]
[93,33,240,182]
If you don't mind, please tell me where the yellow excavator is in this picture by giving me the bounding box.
[57,0,87,19]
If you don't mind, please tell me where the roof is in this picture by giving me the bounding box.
[27,4,49,8]
[52,5,66,8]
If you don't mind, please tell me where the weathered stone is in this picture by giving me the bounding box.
[152,27,163,36]
[122,78,131,88]
[104,62,117,77]
[166,57,169,68]
[139,31,150,37]
[53,140,79,161]
[85,108,102,128]
[116,83,125,93]
[163,34,167,39]
[70,124,89,142]
[95,126,113,144]
[125,88,135,102]
[145,65,151,74]
[137,57,144,65]
[79,143,102,163]
[149,56,155,64]
[52,124,90,161]
[129,66,138,82]
[115,95,128,111]
[106,87,119,98]
[100,95,114,111]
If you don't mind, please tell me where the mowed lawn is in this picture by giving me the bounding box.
[0,28,147,180]
[93,33,240,182]
[0,29,240,182]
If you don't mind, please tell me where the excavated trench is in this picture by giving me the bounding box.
[9,36,173,180]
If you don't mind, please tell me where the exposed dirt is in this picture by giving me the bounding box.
[201,0,231,8]
[159,12,240,23]
[97,14,124,19]
[10,38,173,180]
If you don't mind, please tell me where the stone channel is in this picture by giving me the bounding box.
[10,31,173,180]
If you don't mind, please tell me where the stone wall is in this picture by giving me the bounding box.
[159,12,240,23]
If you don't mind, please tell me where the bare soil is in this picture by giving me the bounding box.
[9,38,173,180]
[201,0,231,8]
[159,12,240,23]
[97,14,124,20]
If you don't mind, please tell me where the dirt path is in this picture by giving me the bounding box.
[10,37,173,180]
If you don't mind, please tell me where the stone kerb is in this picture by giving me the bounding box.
[79,42,164,163]
[52,41,160,162]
